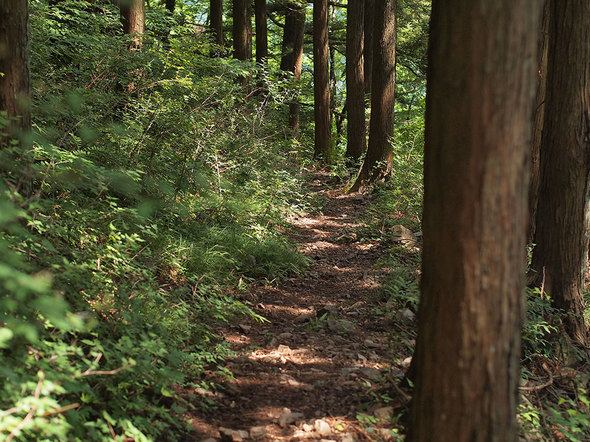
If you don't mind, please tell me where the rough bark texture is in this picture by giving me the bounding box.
[233,0,252,60]
[349,0,395,192]
[407,1,541,440]
[120,0,145,48]
[254,0,268,65]
[363,0,374,94]
[528,0,549,243]
[210,0,224,51]
[313,0,331,159]
[531,0,590,346]
[0,0,31,143]
[345,0,365,161]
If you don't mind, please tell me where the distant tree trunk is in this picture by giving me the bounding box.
[0,0,31,144]
[254,0,268,65]
[528,0,549,243]
[210,0,224,54]
[531,0,590,347]
[407,0,541,439]
[313,0,332,160]
[120,0,145,48]
[288,4,305,132]
[280,3,297,72]
[345,0,365,161]
[349,0,396,192]
[165,0,175,13]
[233,0,252,60]
[363,0,374,94]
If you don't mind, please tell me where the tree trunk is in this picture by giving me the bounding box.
[363,0,374,94]
[165,0,175,13]
[254,0,268,65]
[0,0,31,145]
[528,0,549,244]
[345,0,365,161]
[531,0,590,346]
[210,0,224,54]
[407,0,541,440]
[233,0,252,61]
[288,3,305,133]
[349,0,395,192]
[120,0,145,49]
[280,3,297,72]
[313,0,331,160]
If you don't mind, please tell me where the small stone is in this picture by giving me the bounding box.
[359,367,382,381]
[219,427,234,437]
[302,423,314,432]
[363,339,380,348]
[278,332,293,340]
[238,323,251,332]
[389,225,418,244]
[341,434,354,442]
[249,426,267,440]
[278,411,305,428]
[314,419,332,437]
[232,430,249,441]
[397,308,416,322]
[402,356,412,368]
[327,319,357,334]
[374,406,394,420]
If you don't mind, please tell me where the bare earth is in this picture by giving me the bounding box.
[188,174,413,441]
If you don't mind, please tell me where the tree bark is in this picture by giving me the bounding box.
[407,0,541,440]
[289,4,305,132]
[210,0,224,53]
[528,0,549,244]
[313,0,332,160]
[120,0,145,48]
[363,0,374,94]
[233,0,252,61]
[254,0,268,65]
[349,0,395,192]
[345,0,365,161]
[0,0,31,145]
[531,0,590,346]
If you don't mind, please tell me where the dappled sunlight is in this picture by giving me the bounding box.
[189,183,410,441]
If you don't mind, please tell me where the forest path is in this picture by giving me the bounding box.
[189,172,411,441]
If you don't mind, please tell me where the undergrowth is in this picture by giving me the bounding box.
[1,1,312,439]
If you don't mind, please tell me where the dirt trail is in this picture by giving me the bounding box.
[189,174,412,441]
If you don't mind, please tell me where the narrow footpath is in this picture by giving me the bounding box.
[189,174,414,441]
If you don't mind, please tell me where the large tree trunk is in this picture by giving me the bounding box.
[254,0,268,65]
[210,0,224,54]
[407,0,541,440]
[0,0,31,145]
[349,0,396,192]
[233,0,252,61]
[363,0,374,94]
[120,0,145,48]
[345,0,365,161]
[528,0,549,244]
[531,0,590,346]
[313,0,331,160]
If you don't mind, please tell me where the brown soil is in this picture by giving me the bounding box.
[187,173,414,441]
